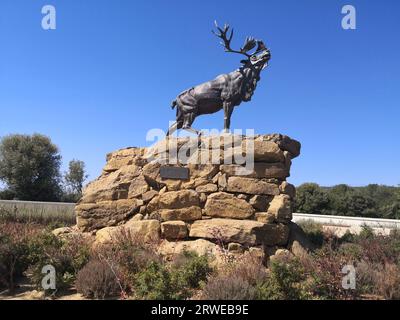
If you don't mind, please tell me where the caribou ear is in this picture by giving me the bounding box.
[256,40,267,52]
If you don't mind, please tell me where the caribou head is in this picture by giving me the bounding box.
[212,21,271,71]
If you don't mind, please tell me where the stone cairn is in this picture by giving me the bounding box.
[69,134,302,261]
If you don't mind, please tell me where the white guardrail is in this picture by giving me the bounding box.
[293,213,400,235]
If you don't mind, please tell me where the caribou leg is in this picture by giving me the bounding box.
[223,103,234,133]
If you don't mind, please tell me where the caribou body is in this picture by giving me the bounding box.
[167,22,271,136]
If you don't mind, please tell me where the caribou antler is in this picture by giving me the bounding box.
[212,21,256,57]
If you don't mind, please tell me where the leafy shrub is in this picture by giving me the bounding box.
[170,251,212,289]
[298,220,325,247]
[132,251,212,300]
[133,261,177,300]
[75,259,122,299]
[257,255,311,300]
[27,232,90,295]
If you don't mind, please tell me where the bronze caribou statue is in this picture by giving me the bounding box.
[167,22,271,136]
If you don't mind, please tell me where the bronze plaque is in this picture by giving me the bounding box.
[160,166,190,180]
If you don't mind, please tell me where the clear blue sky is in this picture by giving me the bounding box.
[1,0,399,187]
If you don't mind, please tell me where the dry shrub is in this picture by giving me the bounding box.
[91,228,162,293]
[223,252,268,286]
[201,274,257,300]
[76,259,121,299]
[303,245,358,300]
[357,260,400,300]
[0,221,43,292]
[201,252,267,300]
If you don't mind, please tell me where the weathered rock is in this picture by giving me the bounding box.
[104,148,145,172]
[187,164,220,180]
[189,218,288,246]
[199,192,207,205]
[142,190,159,202]
[195,183,218,193]
[248,247,265,260]
[94,219,160,245]
[52,227,74,237]
[217,173,228,190]
[287,222,315,258]
[249,195,270,211]
[80,166,141,204]
[204,192,254,219]
[255,212,275,224]
[259,134,301,158]
[237,194,248,200]
[220,163,289,179]
[159,206,202,222]
[279,181,296,198]
[269,249,293,263]
[125,219,161,241]
[76,199,141,232]
[94,226,119,244]
[158,239,219,257]
[226,177,280,195]
[252,140,285,162]
[128,175,149,198]
[228,242,244,253]
[128,213,144,222]
[161,221,188,240]
[267,195,293,222]
[147,190,200,212]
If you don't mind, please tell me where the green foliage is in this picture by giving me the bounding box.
[134,261,177,300]
[298,220,325,246]
[295,183,329,215]
[171,251,212,289]
[295,183,400,219]
[133,251,212,300]
[0,189,15,200]
[258,257,311,300]
[63,159,88,202]
[27,232,90,295]
[0,134,62,201]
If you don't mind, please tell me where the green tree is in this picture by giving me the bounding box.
[0,134,62,201]
[63,159,88,202]
[295,183,330,215]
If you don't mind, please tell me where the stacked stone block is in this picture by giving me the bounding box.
[75,134,301,258]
